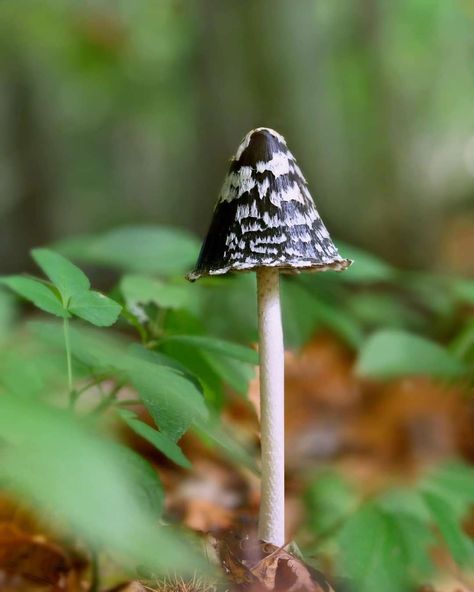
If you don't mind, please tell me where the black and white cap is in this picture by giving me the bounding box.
[187,127,351,281]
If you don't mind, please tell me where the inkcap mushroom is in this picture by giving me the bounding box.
[187,127,352,546]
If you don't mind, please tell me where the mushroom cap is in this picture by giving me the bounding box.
[187,127,352,281]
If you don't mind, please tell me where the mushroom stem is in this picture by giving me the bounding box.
[257,267,285,546]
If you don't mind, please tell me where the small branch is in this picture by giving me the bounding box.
[88,383,126,416]
[115,398,142,407]
[63,316,73,400]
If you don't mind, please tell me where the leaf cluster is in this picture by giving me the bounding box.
[305,463,474,592]
[0,224,472,587]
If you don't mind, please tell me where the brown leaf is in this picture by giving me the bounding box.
[217,533,333,592]
[218,533,258,586]
[250,544,334,592]
[182,499,235,533]
[0,523,72,587]
[167,459,251,534]
[281,333,473,481]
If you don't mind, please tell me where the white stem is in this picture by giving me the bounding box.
[257,267,285,546]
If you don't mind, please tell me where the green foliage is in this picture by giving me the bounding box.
[118,409,192,469]
[57,225,200,276]
[1,227,473,584]
[125,348,208,441]
[160,335,258,365]
[0,276,67,318]
[450,318,474,364]
[305,462,474,592]
[68,290,122,326]
[452,279,474,306]
[422,492,472,565]
[338,504,408,592]
[0,396,204,574]
[0,288,16,342]
[0,239,263,575]
[32,248,91,302]
[30,319,126,372]
[336,242,396,284]
[357,330,466,379]
[420,462,474,566]
[305,470,358,535]
[2,0,474,583]
[30,320,209,441]
[2,248,122,327]
[121,274,194,311]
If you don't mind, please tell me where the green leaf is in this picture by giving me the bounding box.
[337,504,407,592]
[69,290,122,326]
[115,447,164,518]
[118,409,191,469]
[348,292,425,331]
[56,225,200,276]
[0,276,67,317]
[281,279,323,347]
[450,318,474,363]
[32,248,90,303]
[156,342,225,409]
[199,274,258,344]
[161,335,258,365]
[0,344,66,398]
[129,344,204,394]
[0,288,17,343]
[0,396,204,574]
[305,470,358,535]
[203,352,254,396]
[377,487,431,523]
[422,492,473,566]
[125,352,209,441]
[282,279,363,348]
[121,274,194,311]
[30,321,208,442]
[164,308,207,337]
[386,513,435,580]
[402,273,455,317]
[159,335,256,397]
[357,330,465,379]
[421,462,474,516]
[310,295,364,348]
[30,320,127,371]
[452,278,474,305]
[193,414,258,474]
[336,242,395,283]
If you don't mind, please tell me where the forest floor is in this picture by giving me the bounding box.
[0,332,473,592]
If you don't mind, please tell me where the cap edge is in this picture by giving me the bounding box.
[186,258,353,281]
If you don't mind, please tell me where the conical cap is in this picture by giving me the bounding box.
[188,127,351,281]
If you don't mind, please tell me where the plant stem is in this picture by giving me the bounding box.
[257,267,285,546]
[63,316,73,396]
[89,384,124,416]
[89,550,100,592]
[115,398,142,406]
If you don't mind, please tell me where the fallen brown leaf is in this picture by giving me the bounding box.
[0,522,84,591]
[217,532,334,592]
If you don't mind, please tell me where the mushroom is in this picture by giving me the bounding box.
[187,127,352,546]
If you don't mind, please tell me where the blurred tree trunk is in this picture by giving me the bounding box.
[0,59,54,273]
[191,0,434,267]
[190,0,328,234]
[356,0,425,266]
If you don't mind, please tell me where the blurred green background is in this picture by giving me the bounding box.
[1,0,474,275]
